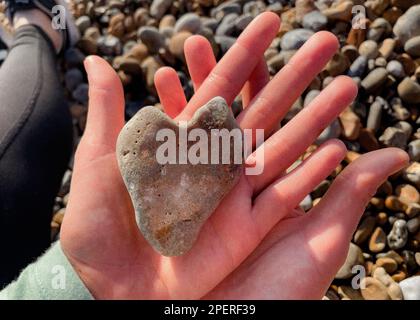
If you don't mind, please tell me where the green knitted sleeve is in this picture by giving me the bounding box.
[0,241,93,300]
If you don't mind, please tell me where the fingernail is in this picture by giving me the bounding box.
[84,55,96,71]
[395,149,410,165]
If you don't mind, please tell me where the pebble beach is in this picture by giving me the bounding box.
[1,0,419,300]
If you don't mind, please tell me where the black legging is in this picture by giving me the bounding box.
[0,25,73,287]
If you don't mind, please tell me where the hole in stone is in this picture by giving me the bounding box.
[160,164,166,174]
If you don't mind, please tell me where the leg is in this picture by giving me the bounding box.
[0,24,73,287]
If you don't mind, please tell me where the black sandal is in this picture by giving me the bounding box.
[3,0,79,53]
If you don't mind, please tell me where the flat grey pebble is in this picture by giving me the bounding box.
[408,140,420,161]
[116,97,243,256]
[280,29,315,51]
[393,5,420,45]
[335,243,364,279]
[366,99,383,133]
[150,0,172,19]
[398,77,420,104]
[75,16,91,34]
[386,60,405,78]
[216,13,238,36]
[375,57,387,68]
[97,35,122,56]
[394,121,413,139]
[387,219,408,250]
[348,55,367,78]
[407,216,420,234]
[234,14,253,31]
[379,127,408,149]
[404,36,420,57]
[174,13,202,34]
[359,40,379,59]
[214,35,236,53]
[304,90,320,107]
[361,68,388,93]
[137,26,165,54]
[302,11,327,31]
[399,276,420,300]
[316,119,342,145]
[299,194,312,211]
[202,17,219,32]
[211,3,241,20]
[367,18,391,42]
[243,1,266,17]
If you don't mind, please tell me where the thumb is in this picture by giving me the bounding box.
[81,55,125,155]
[305,148,409,276]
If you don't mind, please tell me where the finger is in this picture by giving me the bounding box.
[305,148,409,276]
[252,139,347,238]
[248,76,358,193]
[237,31,338,135]
[184,35,217,91]
[154,67,188,119]
[241,57,269,108]
[82,55,125,152]
[207,148,408,300]
[185,35,269,109]
[177,12,280,121]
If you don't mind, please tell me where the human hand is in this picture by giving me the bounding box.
[60,12,409,299]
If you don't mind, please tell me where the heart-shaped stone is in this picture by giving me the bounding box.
[116,97,243,256]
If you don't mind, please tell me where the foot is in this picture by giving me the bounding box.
[3,0,79,54]
[13,9,63,52]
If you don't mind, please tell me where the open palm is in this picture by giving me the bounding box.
[60,13,408,299]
